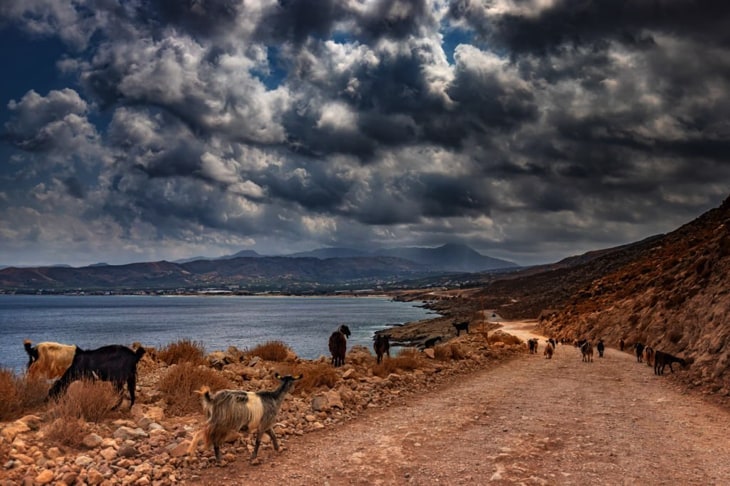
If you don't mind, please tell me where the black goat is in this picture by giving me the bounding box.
[453,321,469,336]
[329,324,351,367]
[596,339,605,358]
[653,350,687,376]
[422,336,442,350]
[634,343,645,363]
[48,345,146,409]
[373,333,390,364]
[527,338,538,354]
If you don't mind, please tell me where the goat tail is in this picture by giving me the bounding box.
[196,386,213,404]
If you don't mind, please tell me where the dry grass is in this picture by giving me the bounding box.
[47,379,121,423]
[276,361,339,394]
[158,362,232,415]
[247,340,292,362]
[0,368,18,420]
[0,369,49,421]
[44,417,88,448]
[434,343,467,361]
[373,348,425,377]
[157,339,207,365]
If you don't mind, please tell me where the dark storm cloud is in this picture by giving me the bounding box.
[450,0,730,54]
[356,0,436,41]
[2,0,729,268]
[254,0,340,45]
[145,0,242,39]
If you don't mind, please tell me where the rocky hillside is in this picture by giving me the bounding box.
[536,197,730,401]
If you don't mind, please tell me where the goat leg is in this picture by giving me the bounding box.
[251,433,262,460]
[266,429,280,451]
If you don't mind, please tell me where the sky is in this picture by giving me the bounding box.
[1,0,729,268]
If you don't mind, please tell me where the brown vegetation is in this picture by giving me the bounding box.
[157,339,206,365]
[158,362,233,415]
[0,370,48,421]
[247,340,293,362]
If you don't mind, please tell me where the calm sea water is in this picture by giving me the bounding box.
[0,294,435,374]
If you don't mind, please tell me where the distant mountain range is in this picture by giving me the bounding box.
[179,243,517,274]
[0,244,517,293]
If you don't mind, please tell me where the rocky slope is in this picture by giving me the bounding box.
[535,196,730,403]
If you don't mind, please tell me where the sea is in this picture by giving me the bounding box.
[0,294,436,374]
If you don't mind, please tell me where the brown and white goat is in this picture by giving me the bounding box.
[24,339,76,379]
[190,373,302,462]
[544,340,554,359]
[643,346,655,367]
[581,341,594,362]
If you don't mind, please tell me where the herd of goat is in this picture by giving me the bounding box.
[20,320,687,465]
[527,336,688,376]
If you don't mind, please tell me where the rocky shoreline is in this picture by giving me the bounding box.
[1,301,523,486]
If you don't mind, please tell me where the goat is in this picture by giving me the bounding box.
[581,341,594,362]
[328,324,351,367]
[643,346,655,367]
[373,333,390,364]
[48,344,146,409]
[421,336,442,350]
[24,339,76,379]
[619,338,625,352]
[596,339,605,358]
[653,350,687,376]
[527,338,538,354]
[453,321,469,336]
[193,373,302,462]
[544,340,554,359]
[634,343,645,363]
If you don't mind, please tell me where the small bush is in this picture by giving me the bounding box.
[373,348,424,377]
[158,362,232,415]
[434,343,466,361]
[45,417,88,449]
[0,370,49,421]
[276,362,339,394]
[47,379,120,423]
[247,341,292,362]
[158,339,206,365]
[0,369,19,420]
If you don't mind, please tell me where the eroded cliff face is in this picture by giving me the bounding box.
[538,197,730,399]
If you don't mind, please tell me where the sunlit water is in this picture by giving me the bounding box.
[0,294,436,374]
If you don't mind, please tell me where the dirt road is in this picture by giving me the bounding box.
[189,322,730,485]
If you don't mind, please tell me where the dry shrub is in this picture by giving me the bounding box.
[434,343,466,361]
[45,416,88,448]
[373,348,424,377]
[47,379,121,423]
[276,361,339,394]
[0,370,49,421]
[247,340,292,362]
[158,362,232,415]
[158,339,206,365]
[488,331,522,346]
[0,369,19,420]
